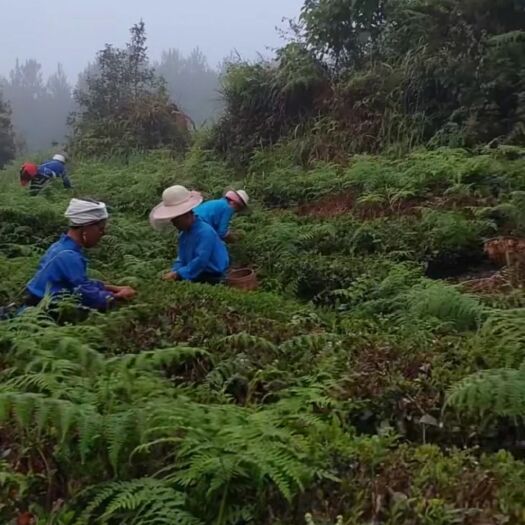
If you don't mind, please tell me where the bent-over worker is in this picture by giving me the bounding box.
[30,154,72,195]
[194,190,249,242]
[150,185,229,284]
[25,198,136,310]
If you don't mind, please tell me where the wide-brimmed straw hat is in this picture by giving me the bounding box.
[225,189,249,208]
[150,185,203,229]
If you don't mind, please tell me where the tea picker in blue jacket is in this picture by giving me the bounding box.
[24,198,137,310]
[194,190,249,242]
[30,154,72,195]
[150,185,229,285]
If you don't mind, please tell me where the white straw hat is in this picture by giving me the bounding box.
[149,185,203,229]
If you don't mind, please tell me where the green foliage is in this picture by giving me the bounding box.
[447,363,525,418]
[79,479,200,525]
[403,281,484,331]
[447,308,525,418]
[0,88,15,168]
[300,0,385,67]
[3,145,525,523]
[211,0,525,164]
[70,22,190,158]
[210,43,329,165]
[419,208,493,265]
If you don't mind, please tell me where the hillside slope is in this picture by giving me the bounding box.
[1,146,525,523]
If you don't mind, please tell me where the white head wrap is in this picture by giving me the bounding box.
[65,198,109,226]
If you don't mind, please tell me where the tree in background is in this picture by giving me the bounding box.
[211,0,525,164]
[157,47,222,126]
[1,60,73,152]
[2,59,46,152]
[45,64,74,148]
[70,21,190,157]
[299,0,386,68]
[0,89,15,168]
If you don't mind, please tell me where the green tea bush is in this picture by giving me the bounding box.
[2,145,525,523]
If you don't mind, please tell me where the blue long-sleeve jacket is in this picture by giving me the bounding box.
[194,198,235,239]
[172,217,229,281]
[38,160,71,188]
[26,234,113,310]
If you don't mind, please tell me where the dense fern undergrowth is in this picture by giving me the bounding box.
[2,145,525,523]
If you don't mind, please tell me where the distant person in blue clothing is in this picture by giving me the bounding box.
[194,190,249,242]
[150,185,229,285]
[30,154,72,195]
[24,198,136,311]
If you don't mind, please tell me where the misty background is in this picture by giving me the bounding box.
[0,0,303,153]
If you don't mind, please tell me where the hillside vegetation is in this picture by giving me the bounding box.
[2,0,525,523]
[2,144,525,524]
[211,0,525,165]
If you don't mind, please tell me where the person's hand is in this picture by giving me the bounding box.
[113,286,136,300]
[162,271,179,281]
[225,230,245,243]
[104,284,125,293]
[235,229,246,240]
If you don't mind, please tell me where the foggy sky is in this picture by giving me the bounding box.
[0,0,304,81]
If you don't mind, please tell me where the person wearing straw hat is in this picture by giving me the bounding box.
[194,189,249,242]
[150,185,229,284]
[24,198,136,310]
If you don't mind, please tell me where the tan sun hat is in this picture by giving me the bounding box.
[149,185,203,230]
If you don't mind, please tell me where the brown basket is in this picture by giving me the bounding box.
[484,237,525,286]
[227,268,258,291]
[459,272,510,294]
[484,236,525,266]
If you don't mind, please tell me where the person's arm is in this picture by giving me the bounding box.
[55,252,114,310]
[104,283,136,299]
[61,172,72,189]
[163,238,185,281]
[217,206,235,240]
[162,258,182,281]
[55,164,72,188]
[172,258,183,273]
[76,280,115,310]
[176,231,214,281]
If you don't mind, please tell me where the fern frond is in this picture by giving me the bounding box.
[79,479,201,525]
[77,404,102,464]
[218,332,277,354]
[447,366,525,417]
[480,309,525,366]
[108,345,208,372]
[279,334,337,354]
[103,408,142,473]
[12,392,39,429]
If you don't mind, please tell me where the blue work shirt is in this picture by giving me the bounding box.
[172,217,229,281]
[194,198,235,239]
[26,234,113,310]
[38,160,72,188]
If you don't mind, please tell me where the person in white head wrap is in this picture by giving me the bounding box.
[25,198,136,310]
[65,198,109,226]
[30,153,72,195]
